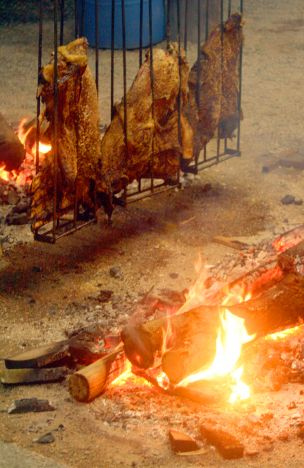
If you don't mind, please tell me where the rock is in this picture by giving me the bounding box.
[297,425,304,440]
[294,199,303,206]
[6,212,29,225]
[281,195,295,205]
[288,401,297,410]
[12,198,30,214]
[7,189,20,206]
[245,449,259,457]
[35,432,55,444]
[278,432,289,442]
[169,273,179,279]
[32,265,42,273]
[169,429,200,453]
[109,267,123,279]
[97,290,113,302]
[8,398,55,414]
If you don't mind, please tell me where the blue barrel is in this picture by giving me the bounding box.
[78,0,165,49]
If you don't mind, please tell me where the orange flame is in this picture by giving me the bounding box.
[177,286,255,404]
[266,324,304,341]
[111,360,152,387]
[17,118,52,158]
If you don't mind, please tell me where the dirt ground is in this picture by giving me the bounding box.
[0,0,304,466]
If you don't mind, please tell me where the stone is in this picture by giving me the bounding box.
[7,189,20,206]
[35,432,55,444]
[6,212,29,225]
[109,267,123,279]
[281,195,295,205]
[8,398,55,414]
[169,273,179,279]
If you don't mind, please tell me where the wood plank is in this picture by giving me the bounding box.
[4,341,70,369]
[1,367,67,385]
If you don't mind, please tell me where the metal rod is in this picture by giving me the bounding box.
[110,0,115,119]
[95,0,99,92]
[121,0,128,200]
[205,0,209,40]
[139,0,144,67]
[176,0,181,184]
[53,0,59,240]
[166,0,171,49]
[237,0,244,153]
[184,0,188,52]
[216,0,224,163]
[59,0,65,45]
[35,0,43,174]
[148,0,155,192]
[74,0,79,37]
[195,0,201,169]
[228,0,232,16]
[80,0,85,36]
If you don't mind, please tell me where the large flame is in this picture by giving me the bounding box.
[17,118,52,158]
[177,286,255,404]
[0,118,52,186]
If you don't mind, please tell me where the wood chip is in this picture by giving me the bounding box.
[200,425,244,459]
[169,429,200,453]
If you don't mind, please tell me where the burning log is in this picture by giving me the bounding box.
[31,37,100,230]
[122,272,304,384]
[185,13,243,159]
[0,112,25,171]
[68,344,126,402]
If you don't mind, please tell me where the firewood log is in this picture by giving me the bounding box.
[122,273,304,384]
[68,345,125,402]
[0,113,25,170]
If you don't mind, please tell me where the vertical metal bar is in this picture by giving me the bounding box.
[166,0,171,49]
[121,0,128,200]
[53,0,59,240]
[176,0,181,184]
[110,0,115,119]
[184,0,188,52]
[228,0,232,17]
[205,0,209,40]
[139,0,144,67]
[195,0,201,168]
[95,0,99,92]
[237,0,243,154]
[216,0,224,162]
[148,0,155,192]
[74,0,79,38]
[80,0,85,36]
[36,0,43,174]
[59,0,64,45]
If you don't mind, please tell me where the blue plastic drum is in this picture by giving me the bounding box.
[78,0,165,49]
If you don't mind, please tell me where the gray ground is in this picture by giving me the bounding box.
[0,0,304,466]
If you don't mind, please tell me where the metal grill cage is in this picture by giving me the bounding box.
[2,0,244,243]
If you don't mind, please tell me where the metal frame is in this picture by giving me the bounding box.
[34,0,244,243]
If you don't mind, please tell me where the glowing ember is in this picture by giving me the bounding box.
[156,371,170,390]
[111,360,151,387]
[0,118,52,187]
[266,324,304,341]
